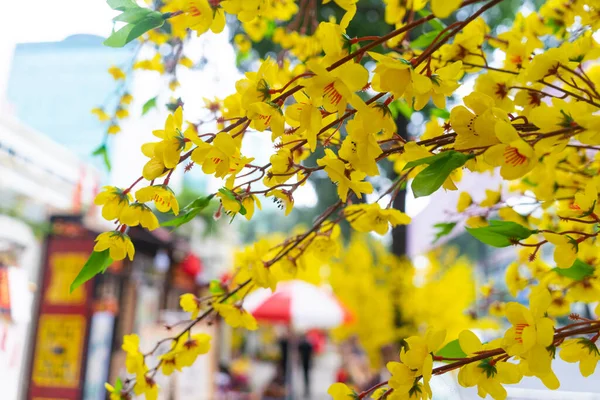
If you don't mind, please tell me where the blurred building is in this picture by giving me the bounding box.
[1,37,102,400]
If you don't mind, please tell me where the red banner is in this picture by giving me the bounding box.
[27,216,95,400]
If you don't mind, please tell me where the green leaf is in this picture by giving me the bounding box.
[185,194,215,211]
[430,107,450,120]
[104,11,165,48]
[92,144,111,171]
[466,220,534,248]
[433,222,456,243]
[435,339,466,361]
[113,7,156,23]
[70,250,113,293]
[209,279,225,294]
[161,195,214,229]
[218,187,237,201]
[553,259,595,280]
[107,0,140,11]
[410,152,472,197]
[410,30,442,49]
[417,10,446,31]
[142,96,158,115]
[388,100,413,119]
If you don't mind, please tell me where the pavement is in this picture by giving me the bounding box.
[249,345,341,400]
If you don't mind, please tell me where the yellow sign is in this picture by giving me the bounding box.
[32,315,86,388]
[46,253,88,305]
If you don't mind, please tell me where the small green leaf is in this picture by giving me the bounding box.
[466,220,534,248]
[218,187,237,201]
[161,195,214,229]
[388,100,413,119]
[410,152,472,197]
[552,259,595,280]
[435,339,467,360]
[417,10,446,31]
[142,96,158,115]
[185,194,215,211]
[433,222,456,243]
[430,107,450,120]
[114,7,156,23]
[410,30,442,49]
[107,0,140,11]
[104,11,165,48]
[92,144,111,171]
[209,279,225,294]
[70,250,113,293]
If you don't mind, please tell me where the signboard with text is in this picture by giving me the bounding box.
[27,216,95,400]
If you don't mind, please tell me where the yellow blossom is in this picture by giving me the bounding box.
[94,232,135,261]
[214,303,258,330]
[135,185,180,215]
[345,203,411,235]
[180,293,201,319]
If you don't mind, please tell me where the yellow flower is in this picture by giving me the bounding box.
[189,132,241,178]
[405,61,463,111]
[559,338,600,377]
[327,382,355,400]
[304,57,368,115]
[108,123,121,134]
[180,293,201,319]
[431,0,461,18]
[370,52,412,98]
[505,262,527,297]
[503,288,554,375]
[457,192,472,212]
[317,149,373,202]
[108,65,126,80]
[135,185,180,215]
[183,0,225,36]
[119,203,159,230]
[120,93,133,105]
[234,34,252,53]
[440,18,488,67]
[104,381,124,400]
[480,189,501,208]
[247,101,285,141]
[175,333,211,367]
[484,121,537,180]
[285,91,324,151]
[322,0,358,30]
[91,107,110,122]
[474,72,514,112]
[241,194,262,220]
[458,330,522,399]
[386,361,421,397]
[122,334,146,375]
[94,186,132,221]
[266,189,294,216]
[94,232,135,261]
[450,92,507,150]
[134,53,165,74]
[115,107,129,119]
[133,374,158,400]
[153,107,192,169]
[400,328,446,393]
[345,203,411,235]
[213,303,258,330]
[542,232,578,269]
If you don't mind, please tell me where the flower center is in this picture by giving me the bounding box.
[504,146,527,166]
[515,323,528,343]
[188,4,203,17]
[323,82,343,106]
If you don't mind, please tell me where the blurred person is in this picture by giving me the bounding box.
[298,334,314,398]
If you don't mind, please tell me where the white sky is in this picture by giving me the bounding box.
[7,1,118,43]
